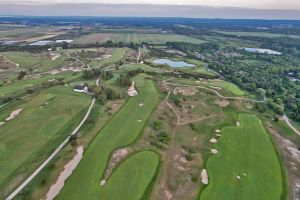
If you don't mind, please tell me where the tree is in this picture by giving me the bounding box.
[256,88,266,100]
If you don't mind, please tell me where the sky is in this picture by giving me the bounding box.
[1,0,300,19]
[2,0,300,10]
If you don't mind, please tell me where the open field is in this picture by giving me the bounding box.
[56,75,160,200]
[74,33,204,44]
[90,48,126,66]
[1,52,67,72]
[200,114,283,200]
[0,86,91,198]
[98,151,160,200]
[122,63,165,73]
[216,31,300,39]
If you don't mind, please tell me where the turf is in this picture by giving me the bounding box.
[74,33,203,44]
[56,75,160,200]
[200,114,283,200]
[98,151,160,200]
[90,48,126,67]
[0,86,91,197]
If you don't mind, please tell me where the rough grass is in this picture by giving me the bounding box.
[0,72,79,97]
[1,52,66,72]
[74,33,203,44]
[56,75,160,200]
[0,86,91,198]
[98,151,160,200]
[200,114,283,200]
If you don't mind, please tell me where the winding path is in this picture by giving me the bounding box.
[5,79,99,200]
[283,115,300,136]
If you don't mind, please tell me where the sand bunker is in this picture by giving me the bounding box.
[201,169,209,185]
[236,121,241,127]
[6,108,23,121]
[211,149,218,154]
[164,190,173,200]
[0,122,5,127]
[174,87,198,96]
[128,81,138,97]
[210,138,217,143]
[215,129,221,133]
[215,99,230,107]
[139,103,144,107]
[101,148,131,184]
[46,146,83,200]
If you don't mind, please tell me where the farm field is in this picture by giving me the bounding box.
[200,114,283,200]
[1,52,67,72]
[56,75,160,200]
[0,86,91,198]
[74,33,204,44]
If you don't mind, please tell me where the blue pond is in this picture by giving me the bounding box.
[154,59,195,68]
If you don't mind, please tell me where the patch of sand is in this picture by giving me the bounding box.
[102,148,131,181]
[211,149,218,154]
[215,99,230,107]
[210,138,217,143]
[201,169,209,184]
[128,81,138,97]
[237,121,241,127]
[209,86,222,90]
[6,108,23,121]
[46,146,84,200]
[139,103,144,107]
[164,190,173,200]
[174,87,198,96]
[215,129,221,133]
[0,122,5,127]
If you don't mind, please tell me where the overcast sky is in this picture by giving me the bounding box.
[2,0,300,10]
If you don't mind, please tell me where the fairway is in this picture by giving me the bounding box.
[0,86,90,198]
[74,33,203,44]
[56,75,160,200]
[98,151,159,200]
[200,114,283,200]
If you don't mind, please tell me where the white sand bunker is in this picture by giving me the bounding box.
[201,169,209,185]
[211,149,218,154]
[0,122,5,127]
[101,148,131,185]
[215,129,221,133]
[236,121,241,127]
[128,81,138,97]
[46,146,83,200]
[215,134,222,137]
[139,103,144,107]
[6,108,23,121]
[210,138,217,143]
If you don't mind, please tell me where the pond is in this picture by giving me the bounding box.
[154,59,195,68]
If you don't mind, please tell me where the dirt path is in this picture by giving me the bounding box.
[5,79,99,200]
[283,114,300,136]
[136,48,141,64]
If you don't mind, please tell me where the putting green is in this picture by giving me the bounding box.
[56,75,160,200]
[200,114,283,200]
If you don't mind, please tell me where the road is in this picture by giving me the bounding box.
[5,79,99,200]
[283,114,300,136]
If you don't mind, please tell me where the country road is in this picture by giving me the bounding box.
[5,79,99,200]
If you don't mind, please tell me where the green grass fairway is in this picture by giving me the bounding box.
[200,114,283,200]
[0,86,90,197]
[98,151,159,200]
[206,80,245,96]
[56,75,160,200]
[122,64,164,73]
[1,52,66,72]
[74,33,203,44]
[90,48,126,67]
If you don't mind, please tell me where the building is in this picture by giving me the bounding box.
[73,85,88,93]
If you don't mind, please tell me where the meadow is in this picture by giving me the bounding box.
[200,114,283,200]
[74,33,203,44]
[56,75,160,200]
[0,86,91,198]
[216,31,300,39]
